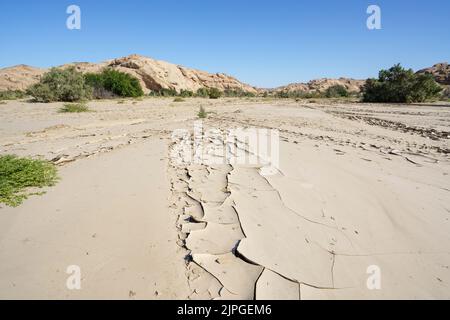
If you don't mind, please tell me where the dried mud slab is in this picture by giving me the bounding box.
[230,167,337,288]
[192,253,263,300]
[255,269,300,300]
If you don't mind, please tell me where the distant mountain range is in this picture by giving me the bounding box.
[0,55,448,95]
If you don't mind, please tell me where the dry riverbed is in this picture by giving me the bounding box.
[0,97,449,299]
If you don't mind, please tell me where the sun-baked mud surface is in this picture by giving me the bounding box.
[0,98,449,299]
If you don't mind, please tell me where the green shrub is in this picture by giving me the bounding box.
[59,103,90,113]
[179,90,194,97]
[0,155,59,207]
[196,88,210,98]
[173,97,185,102]
[275,91,290,99]
[362,64,442,103]
[208,88,222,99]
[325,85,349,98]
[195,87,224,98]
[161,88,178,97]
[148,88,178,97]
[0,90,26,101]
[196,88,222,99]
[275,90,322,99]
[85,69,143,98]
[148,91,160,97]
[84,73,115,99]
[197,106,207,118]
[223,89,256,98]
[28,67,92,102]
[84,73,103,89]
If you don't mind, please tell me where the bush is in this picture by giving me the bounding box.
[362,64,442,103]
[148,88,178,97]
[0,90,26,101]
[160,88,178,97]
[179,90,194,97]
[275,90,322,99]
[196,88,210,98]
[59,103,90,113]
[85,69,143,98]
[0,155,59,207]
[28,67,93,102]
[223,89,256,98]
[84,73,115,99]
[208,88,222,99]
[325,85,349,98]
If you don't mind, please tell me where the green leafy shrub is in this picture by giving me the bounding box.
[160,88,178,97]
[362,64,442,103]
[0,90,26,101]
[0,155,59,207]
[196,88,210,98]
[275,90,322,99]
[179,90,194,97]
[59,103,90,113]
[197,106,207,118]
[84,73,115,99]
[28,67,93,102]
[195,87,224,99]
[208,88,222,99]
[149,88,178,97]
[325,85,349,98]
[85,69,143,98]
[223,89,256,98]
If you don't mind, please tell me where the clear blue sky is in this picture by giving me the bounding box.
[0,0,448,88]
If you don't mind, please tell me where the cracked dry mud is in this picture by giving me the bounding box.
[0,98,449,299]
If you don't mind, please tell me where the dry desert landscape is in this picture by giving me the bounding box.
[1,94,449,299]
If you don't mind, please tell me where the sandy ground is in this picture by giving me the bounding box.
[0,97,449,299]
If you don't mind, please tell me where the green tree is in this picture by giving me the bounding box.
[362,64,442,103]
[87,69,144,98]
[325,85,349,98]
[28,67,92,102]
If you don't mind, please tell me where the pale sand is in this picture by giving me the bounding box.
[0,137,189,299]
[0,98,449,299]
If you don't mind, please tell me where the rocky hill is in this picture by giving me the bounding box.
[273,63,450,96]
[416,62,450,86]
[0,65,46,91]
[272,78,365,95]
[0,54,258,94]
[1,58,448,96]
